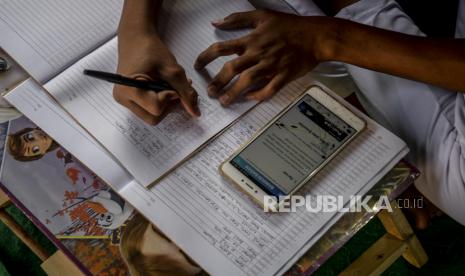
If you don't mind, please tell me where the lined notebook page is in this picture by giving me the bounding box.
[0,0,122,82]
[44,0,256,186]
[120,79,407,276]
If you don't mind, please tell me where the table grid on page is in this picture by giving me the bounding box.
[146,85,399,275]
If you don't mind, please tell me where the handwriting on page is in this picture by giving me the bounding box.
[149,81,396,275]
[156,131,391,275]
[53,48,229,169]
[44,0,257,186]
[112,97,219,165]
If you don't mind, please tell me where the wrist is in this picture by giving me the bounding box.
[118,30,164,54]
[118,25,160,43]
[311,17,344,62]
[118,0,161,38]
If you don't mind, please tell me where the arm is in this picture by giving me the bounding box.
[115,0,200,125]
[118,0,162,36]
[325,19,465,92]
[195,11,465,106]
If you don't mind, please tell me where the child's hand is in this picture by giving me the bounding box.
[195,10,332,106]
[115,34,200,125]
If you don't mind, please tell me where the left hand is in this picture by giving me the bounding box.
[195,10,331,106]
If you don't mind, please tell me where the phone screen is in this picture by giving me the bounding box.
[230,94,357,197]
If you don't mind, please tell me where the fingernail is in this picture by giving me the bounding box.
[220,94,230,106]
[207,85,217,97]
[211,19,224,26]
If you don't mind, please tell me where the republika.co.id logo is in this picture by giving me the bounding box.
[263,195,394,213]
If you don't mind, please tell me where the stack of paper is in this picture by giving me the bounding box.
[0,1,407,275]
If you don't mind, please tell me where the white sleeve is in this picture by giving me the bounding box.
[248,0,324,15]
[456,0,465,38]
[281,0,324,15]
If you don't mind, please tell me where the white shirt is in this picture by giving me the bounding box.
[249,0,323,15]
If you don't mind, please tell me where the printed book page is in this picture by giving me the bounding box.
[0,0,123,83]
[44,0,257,186]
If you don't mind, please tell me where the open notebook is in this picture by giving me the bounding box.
[1,1,408,275]
[1,0,257,187]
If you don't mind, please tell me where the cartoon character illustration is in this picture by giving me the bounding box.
[6,121,134,237]
[54,188,134,236]
[7,127,59,162]
[90,190,134,230]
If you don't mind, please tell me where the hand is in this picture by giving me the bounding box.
[114,33,200,125]
[195,10,331,106]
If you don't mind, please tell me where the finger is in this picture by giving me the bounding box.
[219,65,269,106]
[160,65,201,117]
[113,85,170,125]
[211,11,262,30]
[126,101,163,125]
[245,72,290,102]
[207,56,256,97]
[127,100,177,125]
[195,38,244,70]
[118,84,178,117]
[113,74,179,117]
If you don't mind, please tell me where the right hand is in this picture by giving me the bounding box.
[114,34,200,125]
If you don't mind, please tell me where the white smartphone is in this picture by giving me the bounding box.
[220,85,366,208]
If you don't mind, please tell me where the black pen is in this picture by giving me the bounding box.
[83,69,174,92]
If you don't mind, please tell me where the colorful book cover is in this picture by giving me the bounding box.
[0,117,205,276]
[0,117,133,274]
